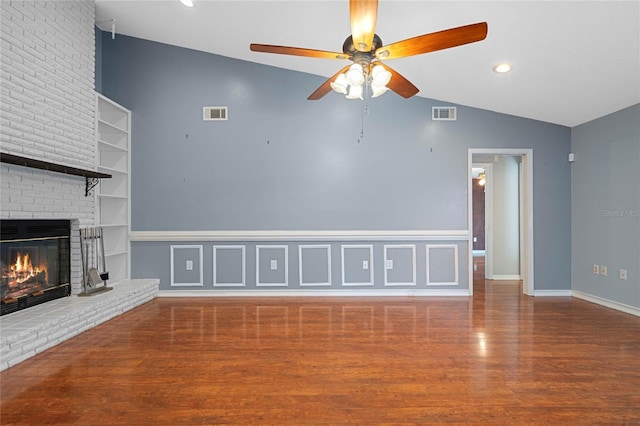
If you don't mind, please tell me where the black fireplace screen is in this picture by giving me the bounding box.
[1,220,71,315]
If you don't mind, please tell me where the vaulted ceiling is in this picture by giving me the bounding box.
[95,1,640,127]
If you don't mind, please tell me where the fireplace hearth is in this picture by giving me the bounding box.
[1,220,71,315]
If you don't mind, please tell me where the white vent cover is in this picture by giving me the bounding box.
[203,106,228,121]
[432,106,457,121]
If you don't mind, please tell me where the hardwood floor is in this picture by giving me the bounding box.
[2,258,639,424]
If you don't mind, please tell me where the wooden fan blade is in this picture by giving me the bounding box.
[350,0,378,52]
[250,44,349,60]
[378,63,419,98]
[308,65,353,100]
[375,22,488,60]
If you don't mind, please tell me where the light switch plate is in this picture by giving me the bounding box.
[186,260,193,271]
[270,260,277,270]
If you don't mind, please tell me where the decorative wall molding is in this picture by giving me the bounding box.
[341,244,374,286]
[256,245,288,287]
[383,244,416,286]
[572,291,640,317]
[130,229,470,242]
[213,245,246,287]
[426,244,459,286]
[170,245,203,287]
[299,245,332,287]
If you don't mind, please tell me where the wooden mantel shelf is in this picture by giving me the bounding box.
[1,152,111,196]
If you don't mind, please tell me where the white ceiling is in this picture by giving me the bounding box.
[95,0,640,127]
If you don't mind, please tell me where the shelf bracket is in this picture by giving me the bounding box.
[85,177,100,197]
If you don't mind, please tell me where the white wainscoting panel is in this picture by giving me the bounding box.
[426,244,459,286]
[170,245,203,287]
[299,245,332,287]
[213,245,246,287]
[383,244,416,286]
[341,244,374,286]
[256,245,289,287]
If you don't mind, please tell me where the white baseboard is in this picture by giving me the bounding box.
[534,290,572,297]
[572,290,640,317]
[491,275,521,280]
[157,289,472,297]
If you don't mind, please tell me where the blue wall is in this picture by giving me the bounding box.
[94,26,102,93]
[100,32,572,292]
[571,104,640,309]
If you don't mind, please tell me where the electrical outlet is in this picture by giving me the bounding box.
[619,269,628,280]
[186,260,193,271]
[362,260,369,270]
[600,266,607,277]
[593,264,599,275]
[386,259,393,269]
[270,260,277,270]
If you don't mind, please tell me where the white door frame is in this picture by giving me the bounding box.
[468,149,534,296]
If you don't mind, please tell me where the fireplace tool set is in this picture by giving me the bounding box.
[79,227,111,296]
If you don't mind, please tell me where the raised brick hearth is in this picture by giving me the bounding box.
[0,279,159,371]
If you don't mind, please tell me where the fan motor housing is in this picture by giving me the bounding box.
[342,34,383,56]
[342,34,383,70]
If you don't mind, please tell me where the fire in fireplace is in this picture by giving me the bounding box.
[1,220,71,315]
[4,251,48,297]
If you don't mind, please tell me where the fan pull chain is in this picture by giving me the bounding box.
[358,104,365,143]
[358,84,370,143]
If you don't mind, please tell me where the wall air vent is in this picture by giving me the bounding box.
[432,106,457,121]
[203,106,228,121]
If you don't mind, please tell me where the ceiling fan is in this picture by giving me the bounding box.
[250,0,488,100]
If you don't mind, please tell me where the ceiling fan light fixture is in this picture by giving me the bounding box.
[370,83,388,98]
[330,73,349,94]
[345,83,363,100]
[180,0,194,6]
[251,4,488,101]
[371,64,391,87]
[346,63,365,86]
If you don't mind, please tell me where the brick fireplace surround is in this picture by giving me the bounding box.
[1,1,159,370]
[0,164,160,372]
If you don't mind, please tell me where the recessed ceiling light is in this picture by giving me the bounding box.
[180,0,194,7]
[493,63,512,73]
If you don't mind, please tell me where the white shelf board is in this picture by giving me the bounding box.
[98,118,127,134]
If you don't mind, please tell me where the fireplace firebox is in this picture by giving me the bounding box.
[1,220,71,316]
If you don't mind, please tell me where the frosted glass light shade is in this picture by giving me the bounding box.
[346,84,363,100]
[371,65,391,86]
[331,73,348,94]
[346,64,365,86]
[371,83,389,98]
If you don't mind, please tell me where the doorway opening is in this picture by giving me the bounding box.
[468,149,534,296]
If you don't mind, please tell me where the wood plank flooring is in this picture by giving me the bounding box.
[1,258,639,424]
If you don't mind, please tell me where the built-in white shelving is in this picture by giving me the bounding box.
[96,93,131,284]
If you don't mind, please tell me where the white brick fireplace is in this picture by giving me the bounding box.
[1,1,97,293]
[1,1,159,370]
